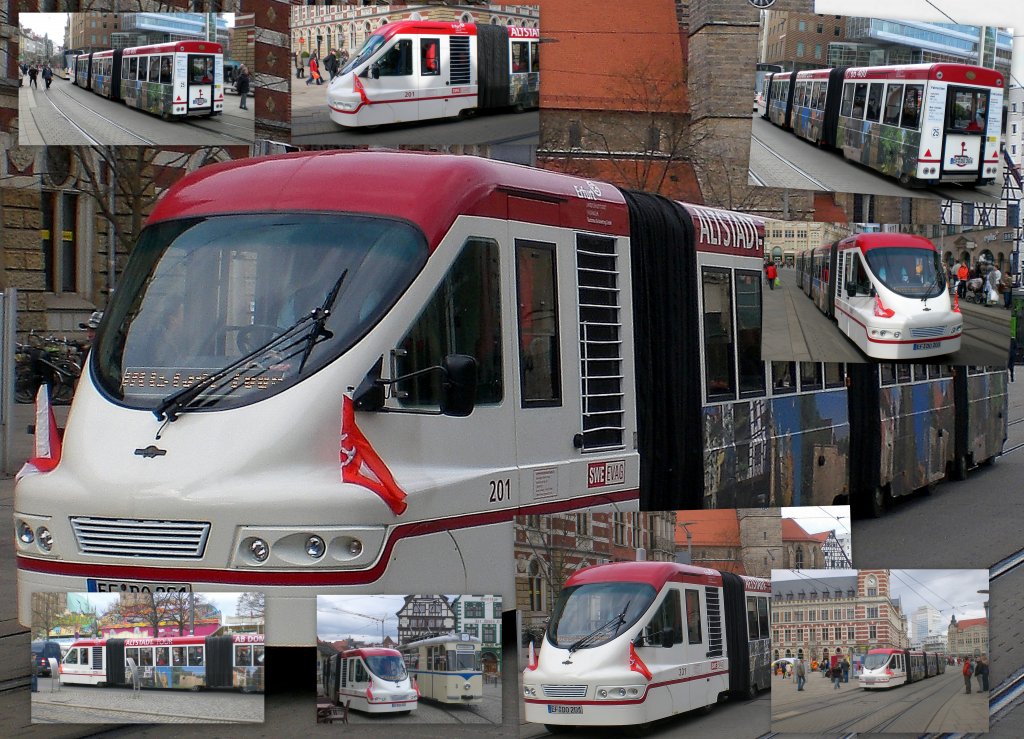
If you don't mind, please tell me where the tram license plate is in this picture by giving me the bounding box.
[913,342,941,351]
[548,705,583,714]
[87,579,192,594]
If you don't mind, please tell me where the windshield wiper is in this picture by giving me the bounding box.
[567,599,632,654]
[153,313,315,424]
[921,272,942,310]
[298,269,348,373]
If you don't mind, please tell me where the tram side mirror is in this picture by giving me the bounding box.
[440,354,477,417]
[660,628,675,649]
[846,281,858,297]
[352,357,386,412]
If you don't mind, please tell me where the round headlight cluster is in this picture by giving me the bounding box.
[523,685,537,697]
[870,328,901,338]
[249,538,270,562]
[305,535,326,559]
[17,521,34,545]
[37,527,53,552]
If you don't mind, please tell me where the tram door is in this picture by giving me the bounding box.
[416,37,446,120]
[638,587,689,715]
[941,86,988,180]
[186,54,215,112]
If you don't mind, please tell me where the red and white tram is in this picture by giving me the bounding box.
[327,20,539,127]
[796,232,961,360]
[859,648,944,689]
[326,647,418,713]
[59,633,264,691]
[74,41,224,119]
[764,63,1003,187]
[523,562,771,728]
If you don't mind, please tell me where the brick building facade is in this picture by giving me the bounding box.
[771,569,908,665]
[674,509,782,578]
[947,615,989,659]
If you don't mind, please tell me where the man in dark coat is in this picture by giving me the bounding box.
[235,65,250,110]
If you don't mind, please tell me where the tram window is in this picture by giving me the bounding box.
[853,255,871,295]
[896,364,911,384]
[799,362,822,392]
[646,590,683,645]
[865,83,883,122]
[757,597,770,636]
[377,39,412,76]
[172,647,185,666]
[254,645,265,666]
[354,661,368,682]
[901,85,923,129]
[913,364,928,382]
[530,41,539,73]
[511,41,529,73]
[746,596,761,639]
[140,648,154,667]
[129,56,138,80]
[121,58,129,79]
[160,56,172,84]
[235,644,253,667]
[734,271,764,397]
[940,365,955,378]
[189,56,215,84]
[138,56,148,82]
[126,647,139,666]
[420,39,440,76]
[396,238,502,407]
[948,88,989,132]
[65,648,79,665]
[883,84,904,126]
[824,363,844,389]
[851,83,867,119]
[879,363,897,386]
[813,81,825,110]
[771,361,796,394]
[702,267,736,402]
[153,647,168,666]
[516,241,561,407]
[187,646,204,666]
[684,590,703,644]
[149,56,160,83]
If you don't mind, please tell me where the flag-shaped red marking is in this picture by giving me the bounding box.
[629,643,652,681]
[340,395,408,515]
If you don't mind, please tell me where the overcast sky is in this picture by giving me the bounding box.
[63,591,252,619]
[772,569,988,622]
[781,506,850,537]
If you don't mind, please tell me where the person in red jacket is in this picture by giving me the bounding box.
[962,657,973,694]
[766,260,778,291]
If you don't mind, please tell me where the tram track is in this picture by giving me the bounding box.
[180,114,255,145]
[749,133,834,191]
[41,87,102,146]
[48,84,158,145]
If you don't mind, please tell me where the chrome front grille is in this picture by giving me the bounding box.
[910,326,945,338]
[542,684,588,698]
[71,517,210,558]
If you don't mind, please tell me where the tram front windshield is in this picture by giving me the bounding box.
[340,33,387,75]
[863,653,894,670]
[95,213,427,410]
[365,654,408,681]
[865,247,946,299]
[548,582,656,649]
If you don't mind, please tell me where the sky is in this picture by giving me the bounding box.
[68,591,253,619]
[772,569,988,622]
[782,506,850,537]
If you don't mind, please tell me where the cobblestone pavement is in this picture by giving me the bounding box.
[771,667,987,734]
[30,678,263,724]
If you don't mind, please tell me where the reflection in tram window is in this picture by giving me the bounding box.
[187,646,204,666]
[735,271,764,396]
[883,84,903,125]
[901,85,922,129]
[771,361,797,393]
[516,241,561,406]
[685,590,702,644]
[799,362,823,391]
[378,39,412,76]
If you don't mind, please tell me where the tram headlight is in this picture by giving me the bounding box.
[17,520,34,545]
[464,682,472,691]
[348,538,363,556]
[249,538,270,563]
[305,535,326,559]
[523,685,537,697]
[36,527,53,552]
[598,688,608,698]
[596,684,644,700]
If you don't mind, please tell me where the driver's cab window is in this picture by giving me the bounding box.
[853,253,871,295]
[378,39,412,76]
[396,238,502,407]
[643,589,683,646]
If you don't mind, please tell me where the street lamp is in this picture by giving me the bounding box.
[677,521,697,564]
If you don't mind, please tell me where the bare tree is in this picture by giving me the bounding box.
[236,592,266,619]
[30,593,65,639]
[158,591,215,635]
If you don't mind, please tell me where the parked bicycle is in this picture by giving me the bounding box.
[15,333,85,405]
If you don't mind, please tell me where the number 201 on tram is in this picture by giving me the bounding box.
[75,41,224,119]
[523,562,771,728]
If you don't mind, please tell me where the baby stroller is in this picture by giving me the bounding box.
[963,277,986,304]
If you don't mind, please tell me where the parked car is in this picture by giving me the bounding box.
[31,640,62,676]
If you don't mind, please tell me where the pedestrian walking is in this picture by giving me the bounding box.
[957,260,970,299]
[975,657,984,691]
[796,658,806,691]
[962,657,973,694]
[28,64,38,88]
[987,265,1002,306]
[831,663,841,689]
[842,657,849,683]
[42,65,53,90]
[766,261,778,291]
[324,49,337,81]
[980,655,990,691]
[307,53,322,86]
[1000,269,1013,309]
[295,52,304,79]
[235,64,250,110]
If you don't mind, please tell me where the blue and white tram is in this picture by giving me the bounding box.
[326,647,418,714]
[523,562,771,728]
[400,633,483,705]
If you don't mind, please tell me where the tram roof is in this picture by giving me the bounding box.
[842,63,1003,87]
[146,150,631,251]
[122,40,223,56]
[343,647,401,658]
[402,633,481,647]
[566,561,725,590]
[373,20,539,41]
[839,232,938,254]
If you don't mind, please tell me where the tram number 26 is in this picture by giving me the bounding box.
[489,478,512,503]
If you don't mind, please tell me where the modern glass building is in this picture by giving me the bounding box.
[111,13,230,51]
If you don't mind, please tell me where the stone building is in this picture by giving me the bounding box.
[771,569,908,666]
[395,594,456,645]
[452,594,502,673]
[947,615,989,659]
[674,509,781,578]
[780,518,824,569]
[514,512,676,641]
[763,220,851,267]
